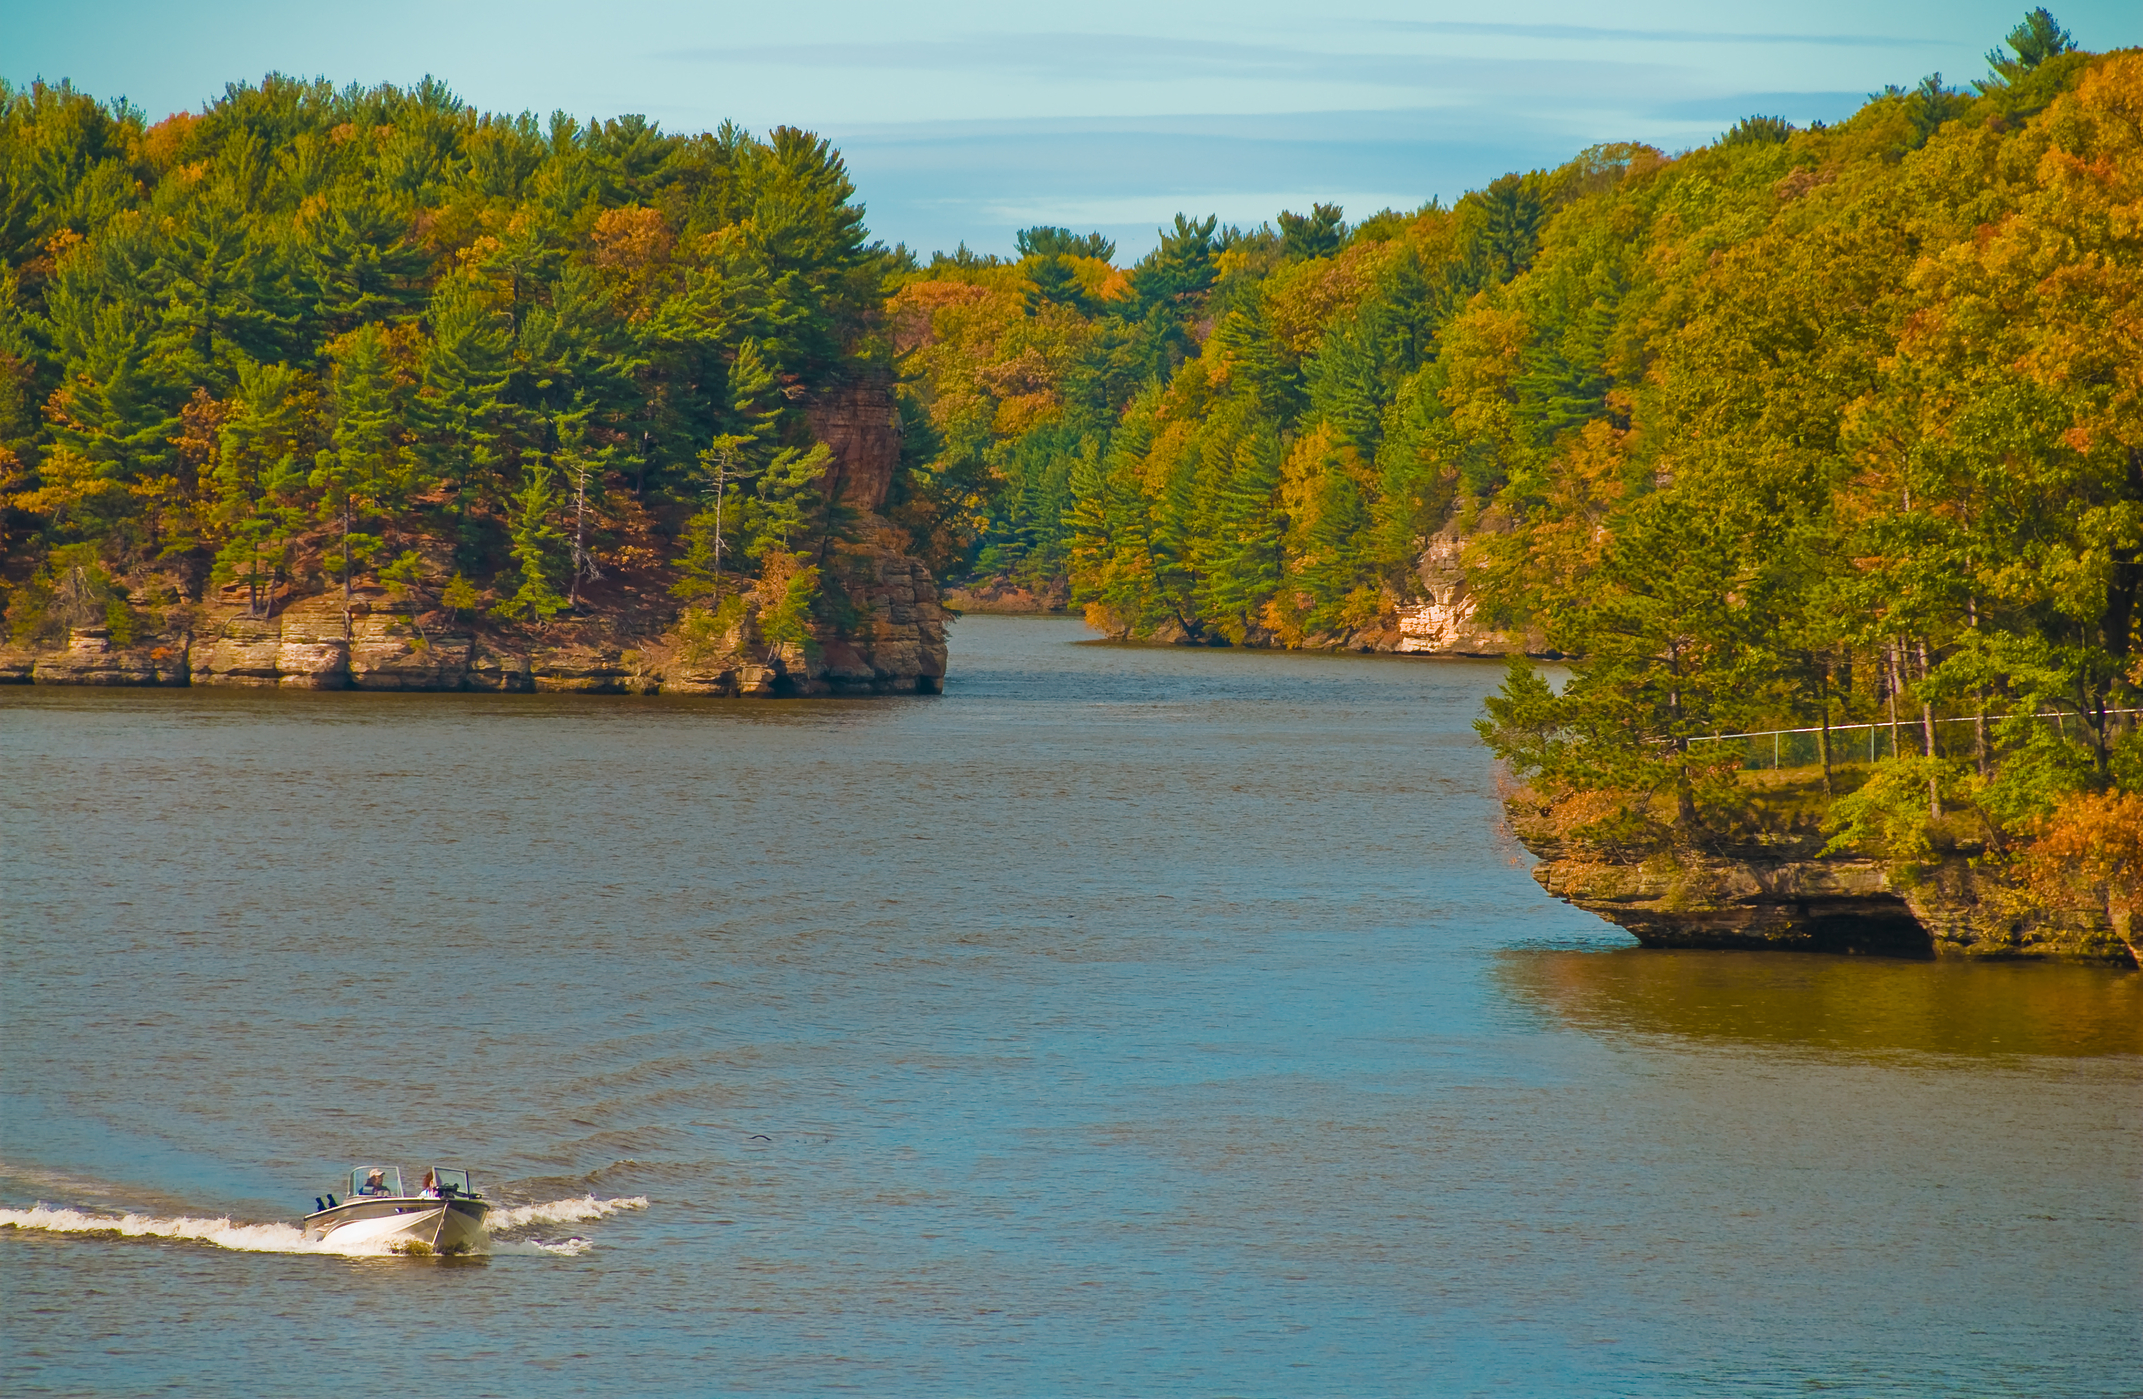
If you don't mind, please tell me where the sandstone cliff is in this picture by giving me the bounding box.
[2,540,946,697]
[1507,792,2137,966]
[1391,518,1525,657]
[806,379,904,513]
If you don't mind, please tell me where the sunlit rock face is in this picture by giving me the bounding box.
[193,618,281,687]
[23,628,188,686]
[1395,522,1511,657]
[6,574,945,697]
[1508,795,2136,965]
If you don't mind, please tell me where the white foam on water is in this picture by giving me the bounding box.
[0,1196,643,1258]
[0,1204,375,1255]
[491,1236,594,1256]
[486,1194,649,1230]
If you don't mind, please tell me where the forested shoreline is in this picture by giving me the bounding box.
[2,11,2136,934]
[881,12,2139,944]
[0,73,946,693]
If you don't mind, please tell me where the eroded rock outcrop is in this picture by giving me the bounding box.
[1394,519,1519,657]
[807,378,903,512]
[1510,797,2135,965]
[22,627,190,686]
[655,535,946,696]
[8,552,945,701]
[820,533,949,694]
[191,616,283,686]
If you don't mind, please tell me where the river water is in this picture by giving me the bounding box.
[3,616,2138,1397]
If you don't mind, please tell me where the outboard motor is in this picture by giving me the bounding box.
[315,1197,327,1212]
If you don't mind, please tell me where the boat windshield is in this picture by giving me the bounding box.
[350,1165,403,1198]
[432,1168,474,1198]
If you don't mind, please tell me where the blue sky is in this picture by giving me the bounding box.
[10,1,2139,259]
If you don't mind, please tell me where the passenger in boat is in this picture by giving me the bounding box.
[357,1169,392,1196]
[420,1171,442,1199]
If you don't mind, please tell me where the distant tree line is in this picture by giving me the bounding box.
[885,11,2139,907]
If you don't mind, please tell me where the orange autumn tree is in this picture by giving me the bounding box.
[2023,791,2143,941]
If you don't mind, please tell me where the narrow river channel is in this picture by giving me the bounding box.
[4,616,2136,1396]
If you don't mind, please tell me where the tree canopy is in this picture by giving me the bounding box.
[4,18,2137,909]
[878,15,2139,894]
[2,74,894,634]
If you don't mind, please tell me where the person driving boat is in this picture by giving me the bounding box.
[304,1163,490,1254]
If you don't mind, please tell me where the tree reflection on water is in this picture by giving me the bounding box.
[1499,948,2143,1060]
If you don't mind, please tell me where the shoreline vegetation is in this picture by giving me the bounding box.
[0,93,952,692]
[1,11,2135,954]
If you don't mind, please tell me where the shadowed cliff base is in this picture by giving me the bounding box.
[1617,892,1937,959]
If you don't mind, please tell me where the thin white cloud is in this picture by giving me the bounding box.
[664,33,1682,100]
[1374,21,1934,47]
[969,191,1435,229]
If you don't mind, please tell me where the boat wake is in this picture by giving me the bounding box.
[486,1193,650,1231]
[0,1195,648,1258]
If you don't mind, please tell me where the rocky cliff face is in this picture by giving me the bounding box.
[1509,797,2136,965]
[4,386,948,698]
[1,626,191,686]
[1,557,947,697]
[1392,519,1522,657]
[806,379,903,512]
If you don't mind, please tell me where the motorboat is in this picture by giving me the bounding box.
[301,1165,490,1255]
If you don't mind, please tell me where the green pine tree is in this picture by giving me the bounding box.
[311,324,403,610]
[496,458,568,621]
[212,357,307,615]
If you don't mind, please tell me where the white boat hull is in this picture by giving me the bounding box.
[302,1197,489,1255]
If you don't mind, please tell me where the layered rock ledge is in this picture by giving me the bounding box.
[2,540,947,698]
[1511,801,2136,966]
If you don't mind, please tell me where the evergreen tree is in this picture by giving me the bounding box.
[1016,226,1115,262]
[310,324,402,608]
[497,457,567,620]
[150,185,290,387]
[1277,203,1345,262]
[1203,424,1285,638]
[1129,213,1219,313]
[212,357,308,615]
[1480,492,1782,829]
[554,408,612,607]
[44,299,181,486]
[1982,7,2074,88]
[415,275,516,536]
